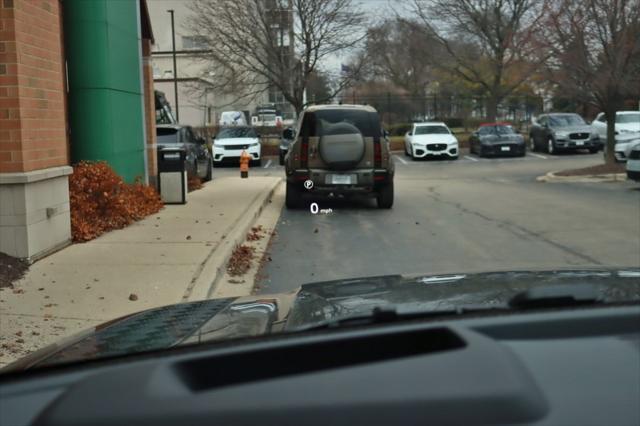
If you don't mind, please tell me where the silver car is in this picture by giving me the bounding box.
[529,113,601,154]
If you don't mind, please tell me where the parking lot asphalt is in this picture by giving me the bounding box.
[249,150,640,294]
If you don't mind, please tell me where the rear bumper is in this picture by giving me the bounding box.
[287,169,392,193]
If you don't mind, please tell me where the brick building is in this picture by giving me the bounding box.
[0,0,156,260]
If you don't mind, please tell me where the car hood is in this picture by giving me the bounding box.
[5,269,640,371]
[411,134,457,144]
[615,123,640,133]
[479,134,524,144]
[552,125,593,134]
[214,137,258,146]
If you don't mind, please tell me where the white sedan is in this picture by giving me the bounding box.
[404,122,458,160]
[212,126,262,166]
[591,111,640,151]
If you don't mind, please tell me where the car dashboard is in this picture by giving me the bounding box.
[1,305,639,426]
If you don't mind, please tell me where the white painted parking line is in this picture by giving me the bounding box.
[464,155,479,162]
[264,159,272,168]
[395,155,408,165]
[528,153,548,159]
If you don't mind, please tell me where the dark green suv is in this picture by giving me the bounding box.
[284,105,394,209]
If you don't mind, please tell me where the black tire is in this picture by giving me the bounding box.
[529,135,536,152]
[279,152,285,165]
[285,181,301,209]
[589,147,598,154]
[203,159,213,181]
[478,146,485,158]
[252,158,262,167]
[377,181,394,209]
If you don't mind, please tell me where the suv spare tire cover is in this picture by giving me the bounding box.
[318,122,366,170]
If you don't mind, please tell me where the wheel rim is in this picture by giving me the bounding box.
[548,139,554,154]
[530,138,535,151]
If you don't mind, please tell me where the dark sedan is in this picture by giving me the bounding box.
[468,123,526,157]
[157,124,213,181]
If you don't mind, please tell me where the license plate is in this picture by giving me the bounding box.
[328,174,355,185]
[501,146,511,151]
[576,141,584,146]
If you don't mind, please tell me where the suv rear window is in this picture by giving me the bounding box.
[301,109,380,138]
[157,128,180,144]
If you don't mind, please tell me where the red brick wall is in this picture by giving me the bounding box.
[0,0,68,173]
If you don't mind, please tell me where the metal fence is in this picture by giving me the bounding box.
[341,93,544,130]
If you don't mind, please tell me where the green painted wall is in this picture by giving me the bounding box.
[64,0,146,183]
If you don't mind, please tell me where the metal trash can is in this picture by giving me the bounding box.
[158,148,187,204]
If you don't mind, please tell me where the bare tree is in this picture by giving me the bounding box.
[363,18,437,96]
[541,0,640,163]
[410,0,547,121]
[185,0,367,115]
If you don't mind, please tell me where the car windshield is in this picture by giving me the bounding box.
[549,114,586,126]
[617,113,640,123]
[217,127,258,139]
[479,125,516,135]
[2,0,639,377]
[415,125,450,135]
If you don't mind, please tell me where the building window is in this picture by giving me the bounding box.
[182,35,207,50]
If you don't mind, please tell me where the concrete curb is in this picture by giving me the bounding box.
[183,178,284,302]
[537,171,627,183]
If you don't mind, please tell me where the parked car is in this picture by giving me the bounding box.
[279,127,295,165]
[404,122,459,160]
[468,122,526,157]
[591,111,640,144]
[529,113,601,154]
[611,132,640,162]
[284,105,394,209]
[212,126,262,166]
[156,124,212,181]
[626,141,640,181]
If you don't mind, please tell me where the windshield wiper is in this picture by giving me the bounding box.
[509,283,602,309]
[293,305,509,332]
[292,284,605,332]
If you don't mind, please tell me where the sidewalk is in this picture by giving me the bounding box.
[0,175,282,367]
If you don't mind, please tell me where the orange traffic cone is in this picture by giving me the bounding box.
[240,150,250,178]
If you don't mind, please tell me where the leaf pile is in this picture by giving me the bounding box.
[0,252,29,289]
[227,244,255,276]
[246,225,264,241]
[69,161,164,242]
[188,176,203,192]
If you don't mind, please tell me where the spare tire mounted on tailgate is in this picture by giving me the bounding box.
[318,122,365,170]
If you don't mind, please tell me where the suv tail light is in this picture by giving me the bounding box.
[300,138,309,168]
[374,138,382,168]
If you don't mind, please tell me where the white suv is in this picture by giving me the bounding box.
[404,122,458,160]
[591,111,640,160]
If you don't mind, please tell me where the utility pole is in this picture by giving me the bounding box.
[168,9,179,122]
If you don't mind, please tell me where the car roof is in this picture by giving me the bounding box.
[304,104,378,113]
[414,122,447,127]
